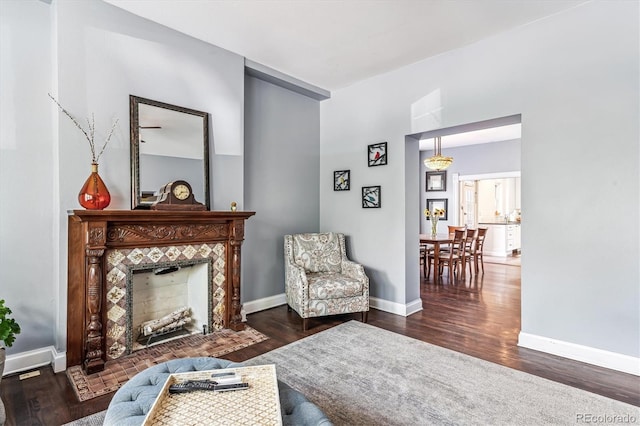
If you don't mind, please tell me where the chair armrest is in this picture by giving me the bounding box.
[341,260,369,288]
[285,260,308,296]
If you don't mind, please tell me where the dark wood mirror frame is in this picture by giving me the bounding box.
[129,95,210,210]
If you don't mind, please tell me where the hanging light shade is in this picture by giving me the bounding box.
[424,136,453,171]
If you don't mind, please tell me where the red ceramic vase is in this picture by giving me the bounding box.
[78,163,111,210]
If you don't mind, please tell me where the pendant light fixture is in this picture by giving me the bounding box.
[424,136,453,171]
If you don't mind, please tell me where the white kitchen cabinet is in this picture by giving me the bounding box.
[481,223,521,256]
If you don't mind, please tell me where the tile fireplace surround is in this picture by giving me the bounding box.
[67,210,255,374]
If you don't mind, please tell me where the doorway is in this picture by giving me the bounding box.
[406,113,522,335]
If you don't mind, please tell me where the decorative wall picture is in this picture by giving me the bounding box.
[426,171,447,191]
[426,198,448,220]
[362,186,381,208]
[367,142,387,167]
[334,170,350,191]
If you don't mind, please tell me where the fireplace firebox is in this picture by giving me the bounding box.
[67,210,255,374]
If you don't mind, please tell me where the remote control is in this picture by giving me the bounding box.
[168,380,217,394]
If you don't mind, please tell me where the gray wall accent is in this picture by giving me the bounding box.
[419,139,521,234]
[321,1,639,358]
[243,76,320,302]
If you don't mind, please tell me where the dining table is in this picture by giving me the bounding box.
[420,233,455,282]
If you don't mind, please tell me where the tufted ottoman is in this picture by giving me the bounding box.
[104,357,332,426]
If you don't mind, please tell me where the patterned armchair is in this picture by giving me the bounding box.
[284,232,369,331]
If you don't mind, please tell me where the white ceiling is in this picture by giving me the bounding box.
[104,0,586,91]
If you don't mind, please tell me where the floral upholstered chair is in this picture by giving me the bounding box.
[284,232,369,331]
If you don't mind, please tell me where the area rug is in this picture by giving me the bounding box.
[66,326,267,402]
[62,411,105,426]
[245,321,639,425]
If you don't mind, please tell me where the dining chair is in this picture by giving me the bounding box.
[467,227,488,274]
[440,225,466,253]
[464,228,478,275]
[428,229,466,282]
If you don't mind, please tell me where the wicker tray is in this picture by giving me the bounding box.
[142,364,282,425]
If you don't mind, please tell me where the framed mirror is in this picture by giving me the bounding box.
[130,95,210,209]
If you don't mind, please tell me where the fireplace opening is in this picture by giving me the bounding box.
[129,261,210,351]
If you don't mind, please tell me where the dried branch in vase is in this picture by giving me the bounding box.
[48,93,119,163]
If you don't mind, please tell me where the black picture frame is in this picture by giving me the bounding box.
[334,170,350,191]
[362,186,381,208]
[368,142,387,167]
[426,171,447,192]
[426,198,448,220]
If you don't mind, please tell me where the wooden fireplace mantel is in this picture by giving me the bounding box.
[67,209,255,374]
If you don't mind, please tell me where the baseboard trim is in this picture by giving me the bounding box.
[518,332,640,376]
[243,293,423,318]
[52,347,67,373]
[3,346,66,376]
[370,297,423,317]
[243,293,287,315]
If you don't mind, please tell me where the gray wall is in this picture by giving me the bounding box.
[0,0,55,355]
[321,1,639,360]
[243,76,320,302]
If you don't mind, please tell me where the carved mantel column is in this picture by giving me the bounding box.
[83,222,107,374]
[229,219,246,331]
[84,247,105,374]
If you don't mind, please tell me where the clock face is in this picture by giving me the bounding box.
[172,184,190,200]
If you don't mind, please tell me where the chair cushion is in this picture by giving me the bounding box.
[292,233,342,273]
[307,273,363,299]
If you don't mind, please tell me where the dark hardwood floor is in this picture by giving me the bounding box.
[2,258,638,425]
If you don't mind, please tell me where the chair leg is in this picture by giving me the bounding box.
[422,253,427,277]
[362,311,368,323]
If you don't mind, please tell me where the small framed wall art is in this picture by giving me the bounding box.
[426,198,448,220]
[368,142,387,167]
[334,170,350,191]
[362,185,381,208]
[426,171,447,191]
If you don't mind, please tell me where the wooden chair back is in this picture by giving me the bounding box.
[465,228,478,250]
[448,225,466,236]
[450,229,466,256]
[475,227,488,252]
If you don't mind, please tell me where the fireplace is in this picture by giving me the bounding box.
[106,248,220,359]
[67,210,255,374]
[129,262,209,351]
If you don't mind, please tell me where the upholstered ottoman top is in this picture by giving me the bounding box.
[104,357,332,426]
